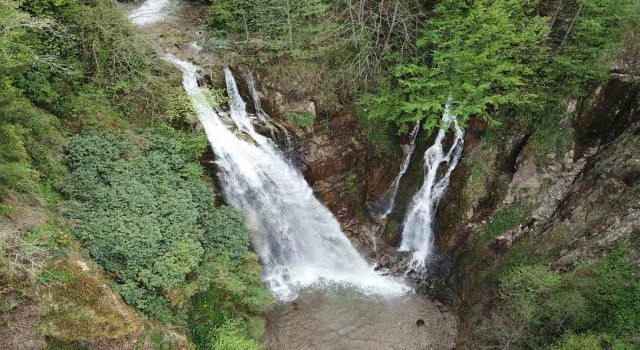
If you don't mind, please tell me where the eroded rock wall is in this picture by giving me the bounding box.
[432,75,639,345]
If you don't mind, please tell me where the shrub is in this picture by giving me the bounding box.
[479,245,640,349]
[549,332,602,350]
[285,111,315,129]
[211,322,261,350]
[189,253,271,349]
[63,129,268,323]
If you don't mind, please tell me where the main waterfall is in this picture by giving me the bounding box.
[167,57,409,301]
[399,107,464,269]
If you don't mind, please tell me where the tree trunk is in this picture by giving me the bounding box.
[560,4,583,49]
[286,0,294,50]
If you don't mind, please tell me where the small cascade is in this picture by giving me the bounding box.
[243,70,268,122]
[370,122,421,220]
[223,67,257,136]
[399,106,464,269]
[128,0,173,26]
[167,56,410,301]
[242,70,293,150]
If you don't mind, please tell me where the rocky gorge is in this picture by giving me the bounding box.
[136,1,640,347]
[1,0,638,348]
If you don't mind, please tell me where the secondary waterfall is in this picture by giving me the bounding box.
[167,56,409,301]
[370,122,421,219]
[399,107,464,269]
[243,70,268,122]
[242,71,293,149]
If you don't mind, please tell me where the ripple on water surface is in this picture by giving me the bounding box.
[263,289,457,350]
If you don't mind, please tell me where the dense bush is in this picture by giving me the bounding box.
[64,129,271,330]
[475,246,640,349]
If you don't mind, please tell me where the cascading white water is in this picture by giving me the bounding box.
[128,0,173,26]
[167,56,410,301]
[399,106,464,269]
[242,70,293,150]
[371,122,421,219]
[243,70,268,122]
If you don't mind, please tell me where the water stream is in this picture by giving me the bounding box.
[130,2,457,347]
[399,107,464,269]
[242,70,293,150]
[370,122,421,220]
[167,57,409,301]
[128,0,173,26]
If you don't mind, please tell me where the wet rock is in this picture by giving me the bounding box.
[574,77,640,159]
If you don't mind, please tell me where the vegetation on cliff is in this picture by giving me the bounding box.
[198,1,640,349]
[1,0,270,348]
[2,0,639,349]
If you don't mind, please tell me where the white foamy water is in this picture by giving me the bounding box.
[128,0,173,26]
[399,107,464,269]
[243,70,268,122]
[166,56,410,301]
[370,122,421,219]
[241,70,293,150]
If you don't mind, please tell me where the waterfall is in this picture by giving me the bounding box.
[166,56,410,301]
[399,106,464,269]
[243,70,268,122]
[128,0,173,26]
[370,122,421,220]
[242,70,293,150]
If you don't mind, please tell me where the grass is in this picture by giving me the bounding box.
[39,250,143,342]
[475,204,529,246]
[285,111,315,129]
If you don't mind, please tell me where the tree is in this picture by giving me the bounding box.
[393,0,548,129]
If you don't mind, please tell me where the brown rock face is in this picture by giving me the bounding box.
[292,113,371,243]
[301,132,359,182]
[574,77,640,159]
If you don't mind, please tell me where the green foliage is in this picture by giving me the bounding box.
[189,253,271,350]
[0,122,35,191]
[552,0,640,96]
[481,245,640,349]
[476,205,528,245]
[357,112,400,158]
[200,206,252,260]
[285,111,315,129]
[371,0,549,129]
[548,332,602,350]
[210,322,261,350]
[363,0,640,134]
[2,0,177,126]
[63,129,269,324]
[503,237,545,273]
[345,172,359,200]
[581,248,640,338]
